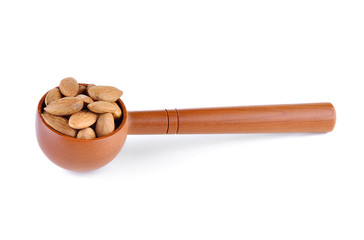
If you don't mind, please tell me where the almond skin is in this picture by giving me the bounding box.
[111,102,122,119]
[76,94,94,105]
[41,113,77,137]
[44,97,83,116]
[59,77,79,97]
[88,86,123,102]
[87,101,118,113]
[45,88,62,106]
[76,127,96,139]
[87,84,96,95]
[69,110,98,129]
[77,85,87,95]
[96,113,115,137]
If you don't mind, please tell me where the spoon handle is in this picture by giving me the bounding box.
[127,102,336,134]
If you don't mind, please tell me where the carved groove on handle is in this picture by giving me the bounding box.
[166,109,179,134]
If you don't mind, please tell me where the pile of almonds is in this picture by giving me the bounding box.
[41,77,123,139]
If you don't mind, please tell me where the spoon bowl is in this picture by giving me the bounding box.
[36,84,128,172]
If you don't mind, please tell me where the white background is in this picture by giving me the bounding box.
[0,1,363,239]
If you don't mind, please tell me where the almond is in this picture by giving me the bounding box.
[111,102,122,119]
[41,113,77,137]
[87,101,118,113]
[59,77,79,97]
[88,86,123,102]
[76,127,96,139]
[76,94,94,105]
[87,84,96,95]
[77,85,87,95]
[45,88,62,106]
[69,110,97,129]
[44,97,83,116]
[96,113,115,137]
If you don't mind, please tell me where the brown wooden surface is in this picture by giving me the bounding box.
[127,110,167,134]
[128,103,336,134]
